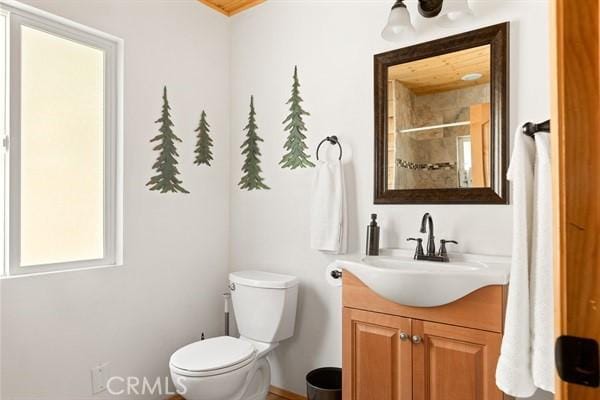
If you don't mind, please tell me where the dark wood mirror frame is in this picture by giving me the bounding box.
[374,23,509,204]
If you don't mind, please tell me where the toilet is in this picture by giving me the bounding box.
[169,270,299,400]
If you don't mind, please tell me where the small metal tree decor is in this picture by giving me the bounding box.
[238,96,270,191]
[146,86,189,194]
[194,110,214,166]
[280,66,315,169]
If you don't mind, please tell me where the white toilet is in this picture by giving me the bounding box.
[169,270,299,400]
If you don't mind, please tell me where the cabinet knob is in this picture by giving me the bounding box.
[412,335,423,344]
[399,332,409,341]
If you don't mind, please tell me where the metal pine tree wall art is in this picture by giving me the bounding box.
[239,96,270,191]
[146,86,189,194]
[194,110,214,166]
[280,66,315,169]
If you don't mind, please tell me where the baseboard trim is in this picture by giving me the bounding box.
[270,385,307,400]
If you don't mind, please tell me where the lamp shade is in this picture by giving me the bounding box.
[438,0,473,21]
[381,1,414,42]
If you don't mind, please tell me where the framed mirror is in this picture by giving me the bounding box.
[374,23,509,204]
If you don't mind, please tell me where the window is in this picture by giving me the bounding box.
[1,1,123,276]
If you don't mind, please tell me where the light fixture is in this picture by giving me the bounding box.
[417,0,444,18]
[461,72,483,81]
[438,0,473,23]
[382,0,474,41]
[381,0,414,42]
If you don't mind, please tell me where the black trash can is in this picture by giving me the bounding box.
[306,367,342,400]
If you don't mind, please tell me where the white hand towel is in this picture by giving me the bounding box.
[310,160,347,254]
[496,127,537,397]
[531,131,555,393]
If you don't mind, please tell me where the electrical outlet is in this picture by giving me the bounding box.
[91,362,109,394]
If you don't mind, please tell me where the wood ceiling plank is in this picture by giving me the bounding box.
[209,0,233,6]
[390,66,490,83]
[227,0,265,16]
[412,80,490,95]
[391,55,489,76]
[197,0,229,15]
[387,44,490,94]
[197,0,265,16]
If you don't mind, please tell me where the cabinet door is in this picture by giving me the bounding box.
[343,307,412,400]
[412,320,503,400]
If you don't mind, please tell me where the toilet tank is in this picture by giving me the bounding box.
[229,271,299,343]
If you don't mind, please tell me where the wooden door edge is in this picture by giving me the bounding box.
[550,0,569,397]
[551,0,576,398]
[551,0,600,398]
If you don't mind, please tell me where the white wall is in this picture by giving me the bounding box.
[1,1,230,399]
[229,1,551,399]
[0,1,554,399]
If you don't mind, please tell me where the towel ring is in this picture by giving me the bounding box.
[316,136,342,161]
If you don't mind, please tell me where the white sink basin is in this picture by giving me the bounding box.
[336,249,510,307]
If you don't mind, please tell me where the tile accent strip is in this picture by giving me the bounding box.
[396,159,456,171]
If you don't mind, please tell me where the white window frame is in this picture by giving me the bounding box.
[1,0,123,277]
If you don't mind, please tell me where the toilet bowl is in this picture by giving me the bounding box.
[169,271,299,400]
[169,336,272,400]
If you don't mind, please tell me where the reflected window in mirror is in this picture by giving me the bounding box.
[457,135,472,188]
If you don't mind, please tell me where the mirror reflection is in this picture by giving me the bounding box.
[387,45,491,190]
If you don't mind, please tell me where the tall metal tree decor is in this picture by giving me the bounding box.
[194,110,214,166]
[146,86,189,194]
[239,96,270,191]
[280,66,315,169]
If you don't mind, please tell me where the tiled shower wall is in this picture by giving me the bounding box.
[392,82,489,189]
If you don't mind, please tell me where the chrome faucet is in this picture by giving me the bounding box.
[420,213,436,257]
[406,213,458,262]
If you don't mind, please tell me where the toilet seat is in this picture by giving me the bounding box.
[169,336,256,377]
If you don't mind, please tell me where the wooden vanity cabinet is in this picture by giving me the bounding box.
[343,308,413,400]
[342,272,508,400]
[411,320,503,400]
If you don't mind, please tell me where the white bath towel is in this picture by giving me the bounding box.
[496,127,537,397]
[531,131,554,393]
[310,160,347,254]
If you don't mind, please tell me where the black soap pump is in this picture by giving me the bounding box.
[366,214,380,256]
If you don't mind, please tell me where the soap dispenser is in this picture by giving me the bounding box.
[366,214,380,256]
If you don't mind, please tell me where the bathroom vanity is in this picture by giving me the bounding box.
[341,271,509,400]
[355,20,513,397]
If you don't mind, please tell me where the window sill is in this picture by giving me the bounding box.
[0,263,123,280]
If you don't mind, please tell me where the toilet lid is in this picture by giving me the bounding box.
[170,336,255,373]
